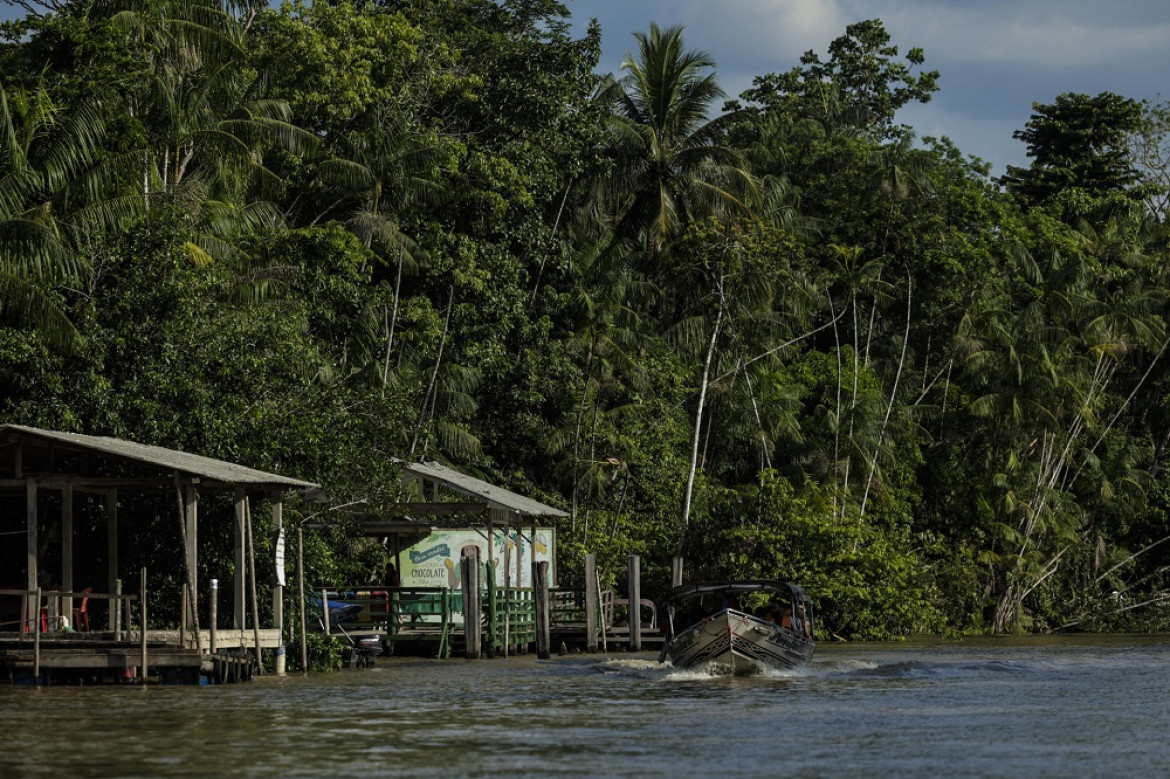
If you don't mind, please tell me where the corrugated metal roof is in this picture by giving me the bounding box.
[2,424,317,489]
[398,459,568,518]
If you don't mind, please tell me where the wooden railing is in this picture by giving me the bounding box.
[0,587,138,638]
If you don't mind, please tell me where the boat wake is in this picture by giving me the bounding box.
[593,656,826,680]
[850,659,1028,678]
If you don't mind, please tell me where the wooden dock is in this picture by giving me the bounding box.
[0,633,259,685]
[0,582,276,686]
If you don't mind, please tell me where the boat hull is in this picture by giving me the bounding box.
[662,609,813,675]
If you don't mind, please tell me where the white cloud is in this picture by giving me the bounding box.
[876,5,1170,70]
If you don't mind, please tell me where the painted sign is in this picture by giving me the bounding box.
[397,527,555,589]
[274,527,286,586]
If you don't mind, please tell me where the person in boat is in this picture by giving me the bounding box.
[780,605,794,629]
[796,604,813,639]
[720,591,741,611]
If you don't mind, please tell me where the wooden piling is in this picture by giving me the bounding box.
[122,581,132,644]
[628,555,641,652]
[535,560,550,659]
[485,561,497,658]
[140,567,148,684]
[180,585,188,649]
[114,579,123,640]
[298,527,307,673]
[209,578,219,654]
[272,500,285,676]
[33,586,41,683]
[461,547,482,659]
[584,554,598,653]
[245,497,262,674]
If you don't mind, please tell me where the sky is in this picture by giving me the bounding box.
[567,0,1170,177]
[2,1,1167,177]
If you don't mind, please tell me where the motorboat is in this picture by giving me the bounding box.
[658,581,815,675]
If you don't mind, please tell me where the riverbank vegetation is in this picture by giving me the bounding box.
[4,0,1170,638]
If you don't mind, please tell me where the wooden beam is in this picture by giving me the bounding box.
[0,475,215,490]
[385,502,489,516]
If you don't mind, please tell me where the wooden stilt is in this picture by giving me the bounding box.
[209,579,219,653]
[298,527,308,673]
[140,567,148,684]
[584,554,598,653]
[628,555,641,652]
[245,497,262,674]
[461,547,482,659]
[535,560,550,659]
[33,586,41,683]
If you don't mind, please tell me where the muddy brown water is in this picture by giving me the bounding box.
[2,635,1168,777]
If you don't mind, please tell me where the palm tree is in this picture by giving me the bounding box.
[0,84,113,351]
[599,24,759,262]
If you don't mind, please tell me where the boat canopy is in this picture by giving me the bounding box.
[662,580,812,609]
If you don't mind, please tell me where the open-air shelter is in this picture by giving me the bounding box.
[317,458,568,588]
[0,424,316,654]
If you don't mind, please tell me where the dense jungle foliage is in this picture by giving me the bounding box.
[4,0,1170,639]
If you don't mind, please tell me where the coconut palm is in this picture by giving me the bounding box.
[0,83,115,351]
[599,24,760,262]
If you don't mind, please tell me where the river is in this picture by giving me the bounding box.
[2,634,1167,777]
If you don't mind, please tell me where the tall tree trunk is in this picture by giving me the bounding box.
[679,277,726,555]
[381,245,404,396]
[411,285,454,455]
[859,273,912,520]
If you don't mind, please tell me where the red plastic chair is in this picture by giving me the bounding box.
[72,587,92,632]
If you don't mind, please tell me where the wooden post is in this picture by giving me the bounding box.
[233,488,247,630]
[124,584,132,643]
[209,579,218,653]
[114,579,123,640]
[515,522,523,588]
[672,556,684,587]
[461,547,482,659]
[321,588,330,635]
[61,485,74,623]
[535,560,550,659]
[245,497,263,674]
[185,484,198,627]
[26,478,37,632]
[298,527,307,673]
[272,498,285,676]
[597,568,607,653]
[33,586,41,683]
[107,491,118,631]
[584,554,598,653]
[502,525,511,657]
[485,561,497,658]
[140,567,148,684]
[180,585,189,649]
[628,555,642,652]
